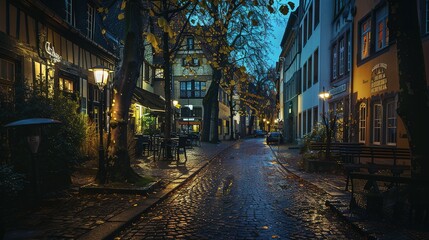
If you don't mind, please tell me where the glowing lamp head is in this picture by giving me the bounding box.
[89,65,112,90]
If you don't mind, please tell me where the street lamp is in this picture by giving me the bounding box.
[89,65,112,184]
[172,100,180,133]
[186,104,193,134]
[4,118,61,202]
[319,87,331,119]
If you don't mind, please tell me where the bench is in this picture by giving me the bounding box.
[342,146,411,191]
[349,172,412,215]
[308,142,364,159]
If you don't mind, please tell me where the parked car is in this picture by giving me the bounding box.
[266,132,284,144]
[253,130,267,137]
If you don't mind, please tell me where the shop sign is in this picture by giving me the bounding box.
[329,84,346,96]
[45,42,62,63]
[371,63,387,93]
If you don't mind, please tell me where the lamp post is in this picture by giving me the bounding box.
[4,118,61,202]
[89,65,112,184]
[186,104,193,134]
[173,100,179,133]
[319,87,332,161]
[319,87,331,120]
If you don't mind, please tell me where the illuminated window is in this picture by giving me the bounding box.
[359,103,366,143]
[155,68,164,79]
[360,18,371,59]
[376,5,389,51]
[59,77,74,93]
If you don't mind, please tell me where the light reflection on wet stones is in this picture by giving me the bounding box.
[118,139,364,239]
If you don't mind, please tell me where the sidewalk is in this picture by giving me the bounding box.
[270,143,429,240]
[3,140,237,240]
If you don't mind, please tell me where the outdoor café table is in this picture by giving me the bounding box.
[157,137,179,160]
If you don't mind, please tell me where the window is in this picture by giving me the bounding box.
[181,107,192,117]
[307,57,312,88]
[187,37,194,50]
[194,81,206,97]
[373,103,382,144]
[143,63,151,83]
[313,48,318,84]
[360,18,371,59]
[155,68,164,79]
[312,106,318,127]
[303,62,307,91]
[339,38,345,76]
[193,107,202,118]
[308,5,313,38]
[347,31,351,71]
[332,44,338,79]
[376,5,389,51]
[93,87,99,102]
[359,103,366,143]
[59,77,74,93]
[0,58,14,82]
[298,112,302,137]
[180,80,206,98]
[0,58,15,106]
[307,109,311,134]
[87,4,95,39]
[386,101,397,145]
[182,57,200,66]
[303,110,307,135]
[65,0,74,25]
[303,16,307,46]
[314,0,319,27]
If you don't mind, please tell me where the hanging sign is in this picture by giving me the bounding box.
[45,42,62,63]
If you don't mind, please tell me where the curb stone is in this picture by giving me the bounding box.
[269,145,372,239]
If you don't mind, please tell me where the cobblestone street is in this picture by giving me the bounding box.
[117,139,364,239]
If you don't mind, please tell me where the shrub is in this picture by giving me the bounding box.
[2,92,86,192]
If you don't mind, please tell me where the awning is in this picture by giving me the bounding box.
[133,88,165,111]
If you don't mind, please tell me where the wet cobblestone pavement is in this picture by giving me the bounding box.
[3,142,233,240]
[117,139,365,239]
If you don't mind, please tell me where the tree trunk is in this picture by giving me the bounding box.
[109,0,144,182]
[388,0,429,221]
[248,114,255,135]
[202,69,220,143]
[162,0,173,158]
[202,83,214,142]
[228,92,235,140]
